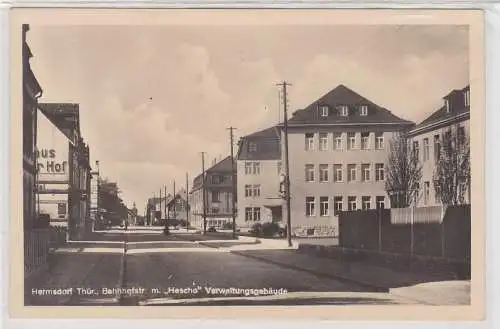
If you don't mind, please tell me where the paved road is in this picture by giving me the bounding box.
[25,229,415,306]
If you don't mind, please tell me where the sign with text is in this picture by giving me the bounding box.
[37,111,70,182]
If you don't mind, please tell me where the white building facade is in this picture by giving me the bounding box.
[236,127,282,230]
[280,84,415,237]
[407,85,470,207]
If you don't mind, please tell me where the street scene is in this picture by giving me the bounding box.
[21,20,471,307]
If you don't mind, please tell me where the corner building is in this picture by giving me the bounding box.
[281,84,414,237]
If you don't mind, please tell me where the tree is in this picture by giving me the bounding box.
[98,179,127,226]
[385,132,423,208]
[433,127,470,205]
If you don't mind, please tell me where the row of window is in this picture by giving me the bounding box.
[305,132,385,151]
[412,127,466,163]
[244,161,283,175]
[318,104,369,117]
[305,196,386,217]
[305,163,385,183]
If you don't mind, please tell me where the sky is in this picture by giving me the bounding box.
[27,24,469,213]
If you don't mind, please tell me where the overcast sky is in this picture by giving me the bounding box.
[27,24,469,212]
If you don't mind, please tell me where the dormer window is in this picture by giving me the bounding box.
[444,99,450,113]
[319,106,329,117]
[360,105,368,116]
[248,142,257,153]
[339,105,349,117]
[464,89,470,107]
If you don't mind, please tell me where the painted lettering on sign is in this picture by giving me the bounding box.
[36,148,68,174]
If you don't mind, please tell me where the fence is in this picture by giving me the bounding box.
[25,226,68,278]
[338,204,471,263]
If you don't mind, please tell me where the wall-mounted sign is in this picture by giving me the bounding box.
[37,148,68,174]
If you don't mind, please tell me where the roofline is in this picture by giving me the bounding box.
[276,121,415,127]
[407,111,470,136]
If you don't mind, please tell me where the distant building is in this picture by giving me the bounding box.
[166,189,190,224]
[190,156,236,229]
[279,84,414,237]
[236,126,282,230]
[407,85,470,207]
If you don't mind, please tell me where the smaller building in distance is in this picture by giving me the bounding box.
[236,126,282,231]
[190,156,236,230]
[166,189,190,226]
[407,85,470,207]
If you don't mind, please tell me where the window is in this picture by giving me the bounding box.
[445,99,450,112]
[362,196,371,210]
[347,132,356,150]
[305,133,314,151]
[434,135,441,161]
[211,208,220,214]
[320,106,329,117]
[348,196,357,211]
[376,196,385,209]
[248,142,257,153]
[245,207,261,221]
[245,162,252,174]
[253,185,260,197]
[305,164,315,182]
[320,197,329,216]
[375,163,385,181]
[361,132,370,150]
[334,133,343,150]
[360,105,368,116]
[457,126,466,146]
[277,161,282,174]
[464,89,470,107]
[334,197,343,215]
[306,197,316,217]
[423,138,430,161]
[319,164,329,182]
[57,203,66,216]
[362,164,371,181]
[245,185,252,197]
[212,191,220,202]
[252,162,260,175]
[319,133,328,151]
[347,164,357,182]
[375,132,384,150]
[339,105,349,116]
[334,164,343,182]
[424,181,430,205]
[413,141,420,160]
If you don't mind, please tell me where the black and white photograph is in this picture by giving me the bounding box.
[11,9,484,319]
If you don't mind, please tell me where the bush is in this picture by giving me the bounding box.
[222,222,234,230]
[249,223,263,237]
[262,222,280,237]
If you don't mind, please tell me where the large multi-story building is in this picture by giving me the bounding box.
[38,103,92,240]
[22,24,43,230]
[190,156,236,230]
[280,84,414,236]
[407,85,470,207]
[236,126,282,230]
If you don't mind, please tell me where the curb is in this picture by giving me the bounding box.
[229,250,387,293]
[117,236,128,304]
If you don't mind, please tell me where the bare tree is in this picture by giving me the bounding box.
[433,126,470,205]
[385,132,422,208]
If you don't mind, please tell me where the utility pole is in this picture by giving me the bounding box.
[201,152,207,234]
[186,172,190,232]
[173,180,176,220]
[159,188,162,226]
[277,81,293,247]
[164,184,169,235]
[152,192,155,227]
[227,127,237,238]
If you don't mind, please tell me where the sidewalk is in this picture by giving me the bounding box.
[230,248,470,305]
[25,241,125,306]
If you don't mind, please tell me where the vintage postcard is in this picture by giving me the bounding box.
[9,8,485,320]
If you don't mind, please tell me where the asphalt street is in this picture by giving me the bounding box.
[25,227,416,306]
